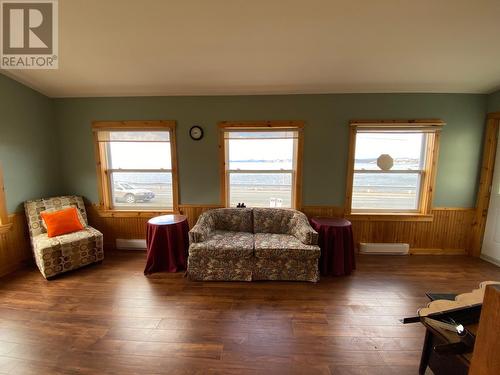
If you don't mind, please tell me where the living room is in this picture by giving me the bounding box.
[1,1,500,374]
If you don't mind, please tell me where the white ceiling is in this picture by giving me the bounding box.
[3,0,500,97]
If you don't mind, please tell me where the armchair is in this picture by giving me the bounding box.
[24,195,104,279]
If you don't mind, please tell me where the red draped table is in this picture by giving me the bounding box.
[144,214,189,275]
[310,217,356,276]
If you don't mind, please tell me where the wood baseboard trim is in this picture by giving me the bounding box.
[410,248,467,255]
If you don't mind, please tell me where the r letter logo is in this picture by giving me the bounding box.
[1,0,58,69]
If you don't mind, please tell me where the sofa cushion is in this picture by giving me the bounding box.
[254,233,320,260]
[188,257,253,281]
[31,226,104,278]
[213,208,254,233]
[33,226,103,254]
[253,257,320,282]
[253,208,295,234]
[189,230,254,259]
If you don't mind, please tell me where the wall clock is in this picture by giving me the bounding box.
[189,125,204,141]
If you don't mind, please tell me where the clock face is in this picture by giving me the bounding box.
[190,126,203,140]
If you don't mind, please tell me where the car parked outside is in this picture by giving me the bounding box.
[113,182,155,204]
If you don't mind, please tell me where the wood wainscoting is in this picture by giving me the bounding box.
[86,204,223,249]
[86,205,474,255]
[303,207,474,255]
[0,205,477,277]
[178,204,224,228]
[349,208,474,255]
[0,213,31,277]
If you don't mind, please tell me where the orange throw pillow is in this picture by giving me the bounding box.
[40,207,84,237]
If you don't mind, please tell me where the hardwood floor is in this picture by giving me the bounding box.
[0,252,499,375]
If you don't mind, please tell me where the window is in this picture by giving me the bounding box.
[92,121,179,212]
[345,120,443,218]
[219,121,304,208]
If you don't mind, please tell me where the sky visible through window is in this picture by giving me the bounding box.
[355,132,423,169]
[229,138,293,170]
[227,132,295,207]
[105,131,173,209]
[109,142,171,169]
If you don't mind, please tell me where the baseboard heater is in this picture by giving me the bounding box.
[116,239,147,251]
[359,242,409,255]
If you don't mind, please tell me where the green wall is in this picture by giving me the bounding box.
[55,93,486,208]
[0,74,60,212]
[0,72,487,212]
[487,90,500,113]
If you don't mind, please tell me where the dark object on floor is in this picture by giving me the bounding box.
[419,325,472,375]
[419,304,480,374]
[144,214,189,274]
[309,217,356,276]
[408,281,500,375]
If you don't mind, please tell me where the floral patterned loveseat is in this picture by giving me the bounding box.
[187,208,320,282]
[24,195,104,279]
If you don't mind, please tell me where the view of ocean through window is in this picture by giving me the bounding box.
[226,131,296,208]
[352,132,425,211]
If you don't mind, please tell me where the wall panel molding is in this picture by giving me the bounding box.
[86,204,224,249]
[86,204,474,255]
[303,206,474,254]
[349,208,474,254]
[0,205,476,277]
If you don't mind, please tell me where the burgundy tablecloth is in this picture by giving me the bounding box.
[310,217,355,276]
[144,215,189,275]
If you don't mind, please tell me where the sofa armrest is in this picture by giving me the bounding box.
[189,225,209,243]
[188,211,215,243]
[290,214,319,245]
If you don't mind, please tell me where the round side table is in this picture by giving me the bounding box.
[144,214,189,275]
[310,217,356,276]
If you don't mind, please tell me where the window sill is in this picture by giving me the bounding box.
[346,213,434,222]
[94,209,177,218]
[0,222,13,234]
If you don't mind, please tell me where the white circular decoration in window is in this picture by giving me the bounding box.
[377,154,394,170]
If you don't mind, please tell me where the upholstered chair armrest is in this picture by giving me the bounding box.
[189,225,208,243]
[188,211,215,243]
[290,213,319,245]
